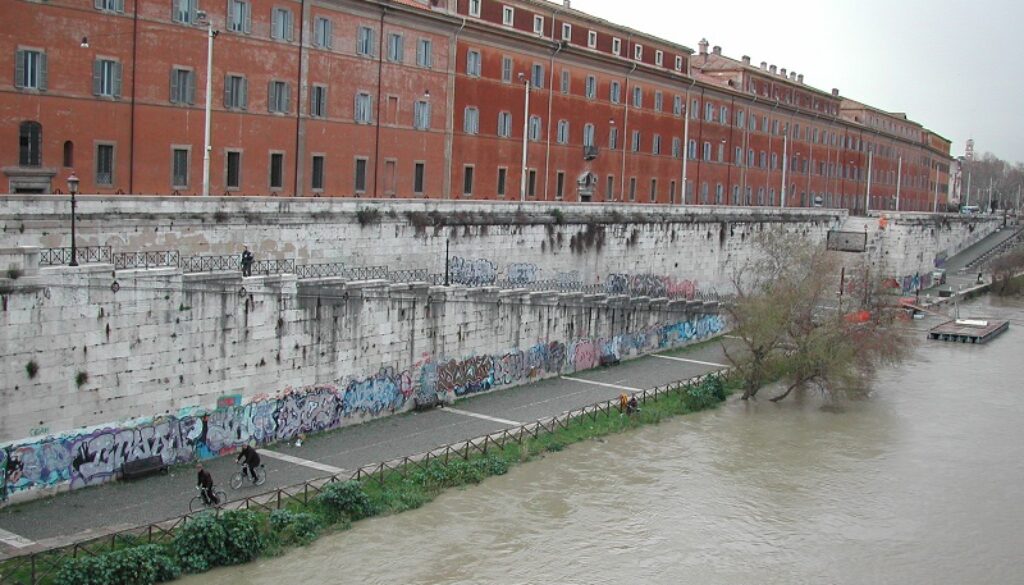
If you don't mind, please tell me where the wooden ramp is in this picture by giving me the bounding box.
[928,319,1009,344]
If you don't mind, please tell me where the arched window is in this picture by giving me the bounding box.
[19,121,42,166]
[63,140,74,167]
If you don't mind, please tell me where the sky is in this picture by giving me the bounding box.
[570,0,1023,164]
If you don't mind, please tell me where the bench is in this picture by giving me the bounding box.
[121,455,168,480]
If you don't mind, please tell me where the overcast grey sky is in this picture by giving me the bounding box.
[572,0,1023,164]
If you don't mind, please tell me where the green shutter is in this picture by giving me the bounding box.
[170,68,179,103]
[243,1,252,34]
[92,60,102,95]
[113,61,122,97]
[283,84,290,113]
[187,71,195,105]
[14,50,24,88]
[239,77,247,110]
[38,53,47,91]
[224,74,233,107]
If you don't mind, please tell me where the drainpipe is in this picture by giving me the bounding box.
[619,60,637,201]
[128,0,139,193]
[542,39,564,201]
[679,78,696,205]
[443,17,466,200]
[766,98,779,203]
[739,93,756,205]
[292,0,308,197]
[371,6,388,198]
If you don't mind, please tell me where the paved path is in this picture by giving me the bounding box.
[921,222,1022,297]
[0,339,736,557]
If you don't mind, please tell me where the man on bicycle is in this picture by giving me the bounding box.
[196,463,218,505]
[236,443,262,483]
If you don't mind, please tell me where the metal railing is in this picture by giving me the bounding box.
[179,256,295,275]
[112,251,180,270]
[294,262,348,279]
[38,246,112,266]
[0,369,727,583]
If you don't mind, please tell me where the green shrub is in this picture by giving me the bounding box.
[684,376,727,410]
[172,513,228,573]
[219,510,265,564]
[269,510,322,546]
[315,481,374,521]
[55,544,180,585]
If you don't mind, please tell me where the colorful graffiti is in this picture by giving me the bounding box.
[605,273,699,299]
[448,257,497,286]
[0,314,725,500]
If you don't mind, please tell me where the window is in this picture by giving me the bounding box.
[18,122,41,167]
[227,0,251,33]
[747,149,755,167]
[715,183,723,204]
[314,17,332,48]
[702,141,711,161]
[94,0,125,12]
[687,139,696,160]
[673,95,682,116]
[387,33,403,62]
[92,58,122,97]
[15,49,47,91]
[654,91,663,112]
[463,165,474,195]
[357,26,374,56]
[95,143,114,185]
[414,100,430,130]
[610,81,621,104]
[557,120,569,144]
[674,55,683,71]
[585,76,596,99]
[468,0,481,17]
[734,147,742,165]
[172,0,196,24]
[631,130,640,152]
[652,134,661,155]
[608,127,618,150]
[169,67,194,105]
[533,15,544,35]
[672,137,681,158]
[497,111,512,138]
[502,6,514,26]
[269,152,284,189]
[226,151,241,189]
[502,57,512,82]
[310,85,327,118]
[414,162,424,194]
[497,167,507,197]
[720,106,728,124]
[355,92,373,123]
[704,102,713,121]
[606,175,615,199]
[531,63,544,89]
[633,44,643,60]
[172,147,189,187]
[560,70,570,94]
[528,115,542,141]
[632,86,642,108]
[587,30,597,48]
[556,171,565,199]
[561,23,572,41]
[691,99,699,119]
[466,50,481,76]
[224,74,248,109]
[528,169,537,197]
[268,80,290,113]
[655,50,663,66]
[416,39,433,68]
[271,7,293,41]
[311,155,324,190]
[583,123,595,147]
[463,106,479,134]
[700,182,708,204]
[612,38,621,56]
[629,177,636,200]
[650,178,657,201]
[717,142,724,162]
[354,158,367,192]
[63,140,73,167]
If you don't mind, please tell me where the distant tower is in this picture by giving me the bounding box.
[965,138,975,161]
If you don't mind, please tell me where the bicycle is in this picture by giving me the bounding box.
[189,485,227,513]
[230,462,267,489]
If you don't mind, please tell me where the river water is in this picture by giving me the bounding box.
[185,296,1024,585]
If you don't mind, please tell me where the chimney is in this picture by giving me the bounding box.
[741,55,750,65]
[760,61,767,70]
[698,38,709,55]
[789,71,797,80]
[797,73,804,84]
[831,88,839,97]
[563,0,571,7]
[769,64,777,74]
[780,67,787,77]
[712,45,722,55]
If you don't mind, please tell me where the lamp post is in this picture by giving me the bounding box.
[197,11,217,197]
[780,133,788,208]
[518,73,530,202]
[67,172,80,267]
[895,155,902,211]
[865,149,873,214]
[680,104,689,205]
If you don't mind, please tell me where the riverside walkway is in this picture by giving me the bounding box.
[0,340,735,558]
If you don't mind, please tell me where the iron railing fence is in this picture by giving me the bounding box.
[37,246,112,266]
[111,251,180,270]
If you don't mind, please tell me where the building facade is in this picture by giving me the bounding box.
[1,0,951,211]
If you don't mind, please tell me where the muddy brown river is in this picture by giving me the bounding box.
[185,295,1024,584]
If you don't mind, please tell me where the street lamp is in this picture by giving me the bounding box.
[680,104,689,205]
[517,73,531,202]
[67,172,80,267]
[197,11,218,197]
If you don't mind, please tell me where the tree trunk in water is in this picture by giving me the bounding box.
[770,381,801,402]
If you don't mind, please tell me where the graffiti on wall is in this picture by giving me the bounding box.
[605,273,700,299]
[448,257,497,286]
[0,313,724,500]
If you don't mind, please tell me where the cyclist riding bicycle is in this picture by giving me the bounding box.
[236,443,262,483]
[196,463,218,505]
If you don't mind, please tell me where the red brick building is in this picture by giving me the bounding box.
[0,0,951,211]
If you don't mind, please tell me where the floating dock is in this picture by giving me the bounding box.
[928,319,1009,344]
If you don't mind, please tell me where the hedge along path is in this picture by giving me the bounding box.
[0,368,733,585]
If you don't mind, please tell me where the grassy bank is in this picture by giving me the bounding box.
[2,374,734,585]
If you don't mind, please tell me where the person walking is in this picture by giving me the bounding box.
[240,246,254,277]
[236,443,261,483]
[196,463,218,505]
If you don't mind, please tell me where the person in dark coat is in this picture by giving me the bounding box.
[240,246,254,277]
[196,463,217,505]
[236,443,261,483]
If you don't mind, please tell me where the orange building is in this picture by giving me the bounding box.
[0,0,951,211]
